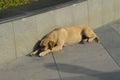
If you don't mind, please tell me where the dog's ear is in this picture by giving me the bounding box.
[48,41,55,50]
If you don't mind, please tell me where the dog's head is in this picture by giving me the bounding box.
[40,38,55,51]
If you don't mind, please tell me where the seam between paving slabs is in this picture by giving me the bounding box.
[111,26,120,67]
[100,27,120,68]
[52,53,63,80]
[100,42,120,68]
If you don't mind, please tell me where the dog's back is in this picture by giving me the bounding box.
[62,26,84,45]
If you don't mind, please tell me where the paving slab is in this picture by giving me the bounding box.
[96,23,120,67]
[109,23,120,67]
[0,55,59,80]
[45,42,120,80]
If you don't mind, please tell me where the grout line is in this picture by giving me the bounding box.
[11,22,18,59]
[51,53,63,80]
[109,27,120,67]
[99,28,120,68]
[87,0,90,26]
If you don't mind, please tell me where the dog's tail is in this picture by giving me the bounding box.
[95,36,100,43]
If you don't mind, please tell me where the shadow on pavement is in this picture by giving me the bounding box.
[45,63,120,80]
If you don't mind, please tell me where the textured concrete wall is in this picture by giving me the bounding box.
[114,0,120,20]
[0,23,16,63]
[12,16,38,58]
[102,0,114,24]
[72,1,88,25]
[88,0,102,29]
[0,0,120,64]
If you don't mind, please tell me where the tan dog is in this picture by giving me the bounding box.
[30,25,100,57]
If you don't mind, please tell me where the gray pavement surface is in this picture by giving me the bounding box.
[0,20,120,80]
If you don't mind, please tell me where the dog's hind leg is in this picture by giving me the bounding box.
[86,32,99,43]
[88,36,96,42]
[83,27,99,43]
[87,34,100,43]
[82,38,88,44]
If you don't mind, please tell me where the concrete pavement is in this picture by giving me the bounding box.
[0,20,120,80]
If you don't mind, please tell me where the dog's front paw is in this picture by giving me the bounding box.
[39,52,46,57]
[29,52,35,56]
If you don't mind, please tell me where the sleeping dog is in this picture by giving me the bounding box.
[30,25,100,57]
